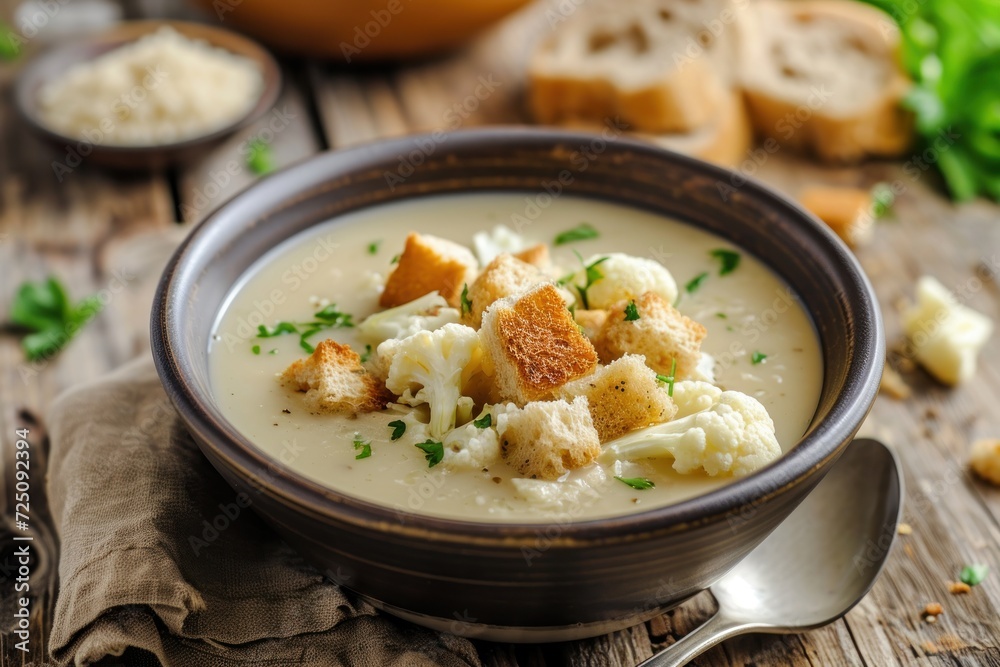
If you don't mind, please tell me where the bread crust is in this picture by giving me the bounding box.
[280,340,391,414]
[380,232,477,309]
[481,284,599,404]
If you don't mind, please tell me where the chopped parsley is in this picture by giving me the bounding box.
[474,413,492,429]
[367,240,381,255]
[656,358,678,397]
[460,283,473,316]
[256,304,355,353]
[353,433,372,460]
[268,348,278,355]
[751,351,768,365]
[871,182,895,218]
[359,344,373,363]
[246,139,274,175]
[716,312,727,319]
[251,345,261,355]
[615,476,655,490]
[10,276,102,361]
[709,249,741,275]
[390,254,400,265]
[685,271,709,294]
[571,251,610,309]
[388,419,407,441]
[554,222,599,245]
[0,21,22,60]
[415,439,444,468]
[624,300,640,321]
[960,564,989,587]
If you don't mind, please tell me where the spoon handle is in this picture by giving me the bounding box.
[636,611,755,667]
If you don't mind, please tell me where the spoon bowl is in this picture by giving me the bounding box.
[641,438,902,666]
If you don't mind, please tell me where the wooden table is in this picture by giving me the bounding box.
[2,3,1000,665]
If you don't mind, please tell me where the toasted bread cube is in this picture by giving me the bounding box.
[480,283,599,404]
[380,233,478,309]
[280,340,390,414]
[559,354,677,442]
[498,397,601,480]
[596,291,706,379]
[463,254,549,329]
[799,186,875,247]
[574,308,608,342]
[514,243,551,268]
[970,439,1000,486]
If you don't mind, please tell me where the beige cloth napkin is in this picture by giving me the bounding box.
[47,356,482,667]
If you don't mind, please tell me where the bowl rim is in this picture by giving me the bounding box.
[13,19,282,156]
[152,127,884,545]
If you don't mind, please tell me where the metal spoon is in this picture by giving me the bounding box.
[639,437,902,667]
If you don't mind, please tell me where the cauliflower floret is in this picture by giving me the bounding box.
[442,407,507,470]
[510,464,608,510]
[569,253,678,309]
[671,380,723,418]
[358,292,460,345]
[602,390,781,476]
[969,439,1000,486]
[473,224,533,265]
[903,276,993,386]
[383,323,481,438]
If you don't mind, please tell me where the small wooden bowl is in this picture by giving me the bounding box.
[14,20,282,170]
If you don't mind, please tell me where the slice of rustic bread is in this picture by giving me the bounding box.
[529,0,745,134]
[740,0,912,162]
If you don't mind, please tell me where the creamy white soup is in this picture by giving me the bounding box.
[209,193,823,523]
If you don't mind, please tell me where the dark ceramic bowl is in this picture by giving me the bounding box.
[14,20,281,170]
[151,128,884,642]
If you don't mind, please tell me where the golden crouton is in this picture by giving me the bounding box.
[380,232,478,309]
[514,243,550,267]
[499,397,601,480]
[574,308,608,342]
[970,439,1000,486]
[480,283,598,404]
[559,355,677,442]
[280,340,391,414]
[596,291,706,380]
[463,254,548,328]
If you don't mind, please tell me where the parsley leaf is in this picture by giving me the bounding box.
[390,254,400,265]
[554,222,599,245]
[388,420,406,441]
[960,564,989,587]
[10,277,102,361]
[251,345,261,355]
[360,344,372,363]
[474,413,492,429]
[460,283,472,316]
[710,249,741,275]
[415,439,444,468]
[353,433,372,460]
[257,304,355,354]
[571,251,610,309]
[685,272,709,294]
[716,312,727,319]
[751,351,768,365]
[368,240,381,255]
[246,139,274,175]
[615,476,655,490]
[655,358,678,397]
[624,300,640,321]
[871,183,895,218]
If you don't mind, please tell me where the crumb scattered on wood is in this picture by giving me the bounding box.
[948,581,971,595]
[922,640,938,654]
[881,366,912,400]
[923,602,944,620]
[897,523,913,535]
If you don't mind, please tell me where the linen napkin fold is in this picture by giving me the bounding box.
[46,356,481,667]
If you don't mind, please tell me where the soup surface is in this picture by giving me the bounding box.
[210,193,823,522]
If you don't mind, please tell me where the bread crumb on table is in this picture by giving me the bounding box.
[969,439,1000,486]
[897,523,913,535]
[948,581,971,595]
[923,602,944,620]
[880,366,912,400]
